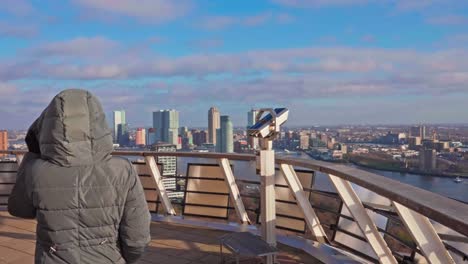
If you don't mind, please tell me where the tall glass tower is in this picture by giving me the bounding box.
[216,115,233,153]
[153,110,179,147]
[113,110,126,143]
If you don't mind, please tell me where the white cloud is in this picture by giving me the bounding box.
[74,0,192,23]
[30,37,119,58]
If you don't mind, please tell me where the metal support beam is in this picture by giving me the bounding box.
[393,202,455,264]
[280,164,328,244]
[328,174,397,264]
[218,158,251,224]
[145,156,176,216]
[257,142,276,264]
[15,154,24,166]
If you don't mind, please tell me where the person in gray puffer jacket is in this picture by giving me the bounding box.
[8,89,151,264]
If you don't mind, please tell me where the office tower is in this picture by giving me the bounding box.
[419,149,436,171]
[0,130,7,158]
[410,125,426,139]
[247,109,258,128]
[135,128,146,146]
[192,130,207,146]
[113,110,126,143]
[117,124,129,146]
[247,109,259,150]
[208,107,220,145]
[153,110,179,148]
[146,128,157,146]
[151,143,183,199]
[216,115,233,153]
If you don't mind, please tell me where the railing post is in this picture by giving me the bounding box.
[145,156,176,216]
[280,164,328,243]
[257,139,276,264]
[328,174,397,264]
[392,202,455,264]
[218,158,251,224]
[16,154,24,166]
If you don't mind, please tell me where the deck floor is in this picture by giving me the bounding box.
[0,211,321,264]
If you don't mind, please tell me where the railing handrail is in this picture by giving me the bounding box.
[2,149,467,237]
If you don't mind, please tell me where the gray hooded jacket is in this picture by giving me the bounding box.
[8,89,151,264]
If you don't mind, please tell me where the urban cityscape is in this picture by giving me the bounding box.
[4,108,468,177]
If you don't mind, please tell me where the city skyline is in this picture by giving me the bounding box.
[1,1,468,129]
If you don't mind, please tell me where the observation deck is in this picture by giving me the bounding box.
[0,150,467,263]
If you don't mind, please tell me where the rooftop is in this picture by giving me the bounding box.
[0,211,319,264]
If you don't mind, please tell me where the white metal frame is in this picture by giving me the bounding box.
[328,174,397,264]
[280,164,328,243]
[145,156,176,216]
[393,202,455,264]
[218,158,251,224]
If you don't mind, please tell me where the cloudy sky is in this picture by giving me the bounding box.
[1,0,468,129]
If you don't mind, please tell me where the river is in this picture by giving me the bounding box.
[177,152,468,203]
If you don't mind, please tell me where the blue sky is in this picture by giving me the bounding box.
[1,0,468,129]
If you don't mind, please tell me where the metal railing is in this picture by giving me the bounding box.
[1,150,467,264]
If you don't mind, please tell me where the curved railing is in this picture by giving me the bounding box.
[1,150,467,264]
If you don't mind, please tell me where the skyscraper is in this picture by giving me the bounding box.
[208,107,220,145]
[0,130,7,158]
[247,109,259,150]
[216,115,233,153]
[113,110,126,143]
[410,125,426,139]
[247,109,258,128]
[153,110,179,148]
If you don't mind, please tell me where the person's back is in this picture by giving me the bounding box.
[8,89,151,264]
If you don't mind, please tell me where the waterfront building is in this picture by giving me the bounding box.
[113,110,126,143]
[208,107,220,145]
[153,110,179,148]
[408,137,422,151]
[216,115,233,153]
[419,148,437,171]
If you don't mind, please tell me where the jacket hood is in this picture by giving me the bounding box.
[26,89,113,167]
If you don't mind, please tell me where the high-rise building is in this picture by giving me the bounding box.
[192,130,207,146]
[247,109,259,150]
[146,128,157,146]
[408,137,422,151]
[113,110,126,143]
[216,115,233,153]
[153,110,179,148]
[410,125,426,139]
[117,123,129,146]
[208,107,220,145]
[247,109,258,128]
[135,128,146,146]
[0,130,8,158]
[419,148,436,171]
[151,143,183,199]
